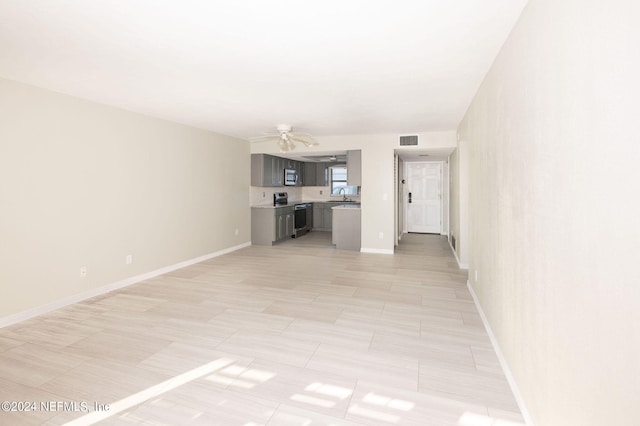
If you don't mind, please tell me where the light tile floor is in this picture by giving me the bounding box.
[0,232,525,425]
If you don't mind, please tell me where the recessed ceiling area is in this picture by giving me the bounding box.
[302,154,348,163]
[0,0,528,139]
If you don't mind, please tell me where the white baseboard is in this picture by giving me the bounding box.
[448,238,468,269]
[467,280,535,426]
[0,241,251,329]
[360,248,394,255]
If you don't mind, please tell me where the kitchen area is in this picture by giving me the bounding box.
[250,150,361,251]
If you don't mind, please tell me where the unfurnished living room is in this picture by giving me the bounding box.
[1,1,638,425]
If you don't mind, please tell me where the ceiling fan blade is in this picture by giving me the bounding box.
[250,125,318,149]
[248,134,279,143]
[289,132,313,138]
[289,135,318,147]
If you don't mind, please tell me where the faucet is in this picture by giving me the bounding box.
[338,187,349,202]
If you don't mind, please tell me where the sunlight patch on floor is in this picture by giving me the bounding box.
[289,394,337,408]
[347,391,417,424]
[458,411,525,426]
[362,392,415,411]
[64,357,236,426]
[206,365,276,389]
[348,404,400,424]
[288,382,354,409]
[304,382,353,400]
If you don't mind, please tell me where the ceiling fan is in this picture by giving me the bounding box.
[249,124,319,152]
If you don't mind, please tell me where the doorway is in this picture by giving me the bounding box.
[405,161,443,234]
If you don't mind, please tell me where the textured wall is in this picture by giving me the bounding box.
[458,0,640,424]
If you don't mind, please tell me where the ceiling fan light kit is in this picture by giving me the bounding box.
[250,124,319,152]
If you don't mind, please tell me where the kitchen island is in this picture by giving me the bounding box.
[331,204,361,251]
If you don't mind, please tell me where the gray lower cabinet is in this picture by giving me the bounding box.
[313,204,323,229]
[323,205,333,229]
[277,209,294,240]
[251,206,294,245]
[306,204,313,229]
[311,202,334,231]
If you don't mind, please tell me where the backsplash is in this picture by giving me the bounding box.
[250,186,360,205]
[250,186,300,206]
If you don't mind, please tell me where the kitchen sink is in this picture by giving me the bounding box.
[327,200,359,203]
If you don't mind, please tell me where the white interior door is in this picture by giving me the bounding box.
[406,162,442,234]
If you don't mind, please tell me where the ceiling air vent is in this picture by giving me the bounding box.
[399,135,418,146]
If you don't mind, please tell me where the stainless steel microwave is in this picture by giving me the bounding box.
[284,168,298,186]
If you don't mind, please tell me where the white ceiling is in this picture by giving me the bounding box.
[0,0,527,140]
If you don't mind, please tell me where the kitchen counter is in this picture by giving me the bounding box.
[251,201,360,209]
[251,204,297,209]
[331,204,361,209]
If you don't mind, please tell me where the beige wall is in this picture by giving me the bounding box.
[448,149,460,257]
[397,157,405,242]
[251,131,456,253]
[457,0,640,424]
[448,139,469,268]
[0,78,250,319]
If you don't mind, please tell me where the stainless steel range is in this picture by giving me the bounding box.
[273,192,288,206]
[273,192,311,238]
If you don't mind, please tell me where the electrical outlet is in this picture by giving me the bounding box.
[320,190,323,195]
[80,266,87,278]
[126,254,133,265]
[262,192,266,197]
[474,270,478,281]
[378,232,384,239]
[235,228,239,236]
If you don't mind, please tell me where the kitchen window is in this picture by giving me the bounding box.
[330,166,358,196]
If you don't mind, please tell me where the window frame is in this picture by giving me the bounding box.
[329,165,358,197]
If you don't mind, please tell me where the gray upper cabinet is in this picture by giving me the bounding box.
[252,154,322,187]
[316,163,327,186]
[294,160,303,186]
[251,154,274,186]
[347,150,362,186]
[304,162,317,186]
[272,156,284,186]
[251,153,287,187]
[314,162,340,187]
